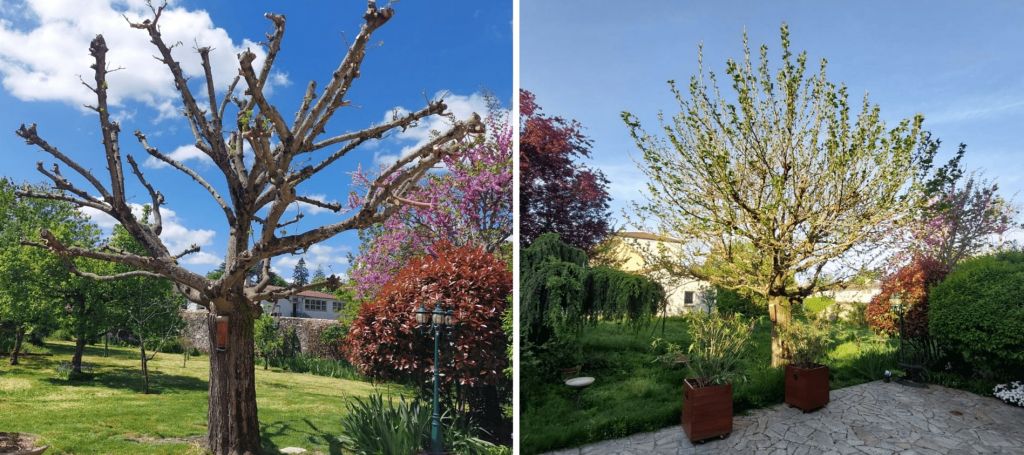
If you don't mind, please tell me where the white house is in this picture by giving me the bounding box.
[185,288,347,320]
[601,231,713,315]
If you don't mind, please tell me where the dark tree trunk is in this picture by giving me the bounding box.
[140,343,150,394]
[71,336,87,374]
[9,327,24,366]
[207,300,261,455]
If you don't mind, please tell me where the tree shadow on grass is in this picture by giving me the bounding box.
[45,367,207,393]
[260,418,344,455]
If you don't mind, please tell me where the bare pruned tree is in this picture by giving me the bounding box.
[13,2,484,453]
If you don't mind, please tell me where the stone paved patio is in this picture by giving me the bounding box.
[542,381,1024,454]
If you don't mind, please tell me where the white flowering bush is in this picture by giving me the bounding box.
[993,381,1024,407]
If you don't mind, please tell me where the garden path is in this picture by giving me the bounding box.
[542,380,1024,454]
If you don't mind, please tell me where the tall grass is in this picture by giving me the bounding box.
[270,353,364,381]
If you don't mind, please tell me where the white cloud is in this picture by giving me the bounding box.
[143,144,211,168]
[286,193,338,216]
[373,91,489,167]
[0,0,282,120]
[78,203,217,258]
[270,71,291,88]
[271,243,350,281]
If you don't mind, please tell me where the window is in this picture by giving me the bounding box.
[684,291,695,305]
[305,299,327,311]
[333,301,344,312]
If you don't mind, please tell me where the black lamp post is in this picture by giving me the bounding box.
[415,302,454,455]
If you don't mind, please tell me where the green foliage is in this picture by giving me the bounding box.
[778,319,833,367]
[253,315,283,369]
[520,233,664,345]
[929,251,1024,378]
[803,296,834,315]
[338,394,499,455]
[583,267,665,328]
[714,286,767,317]
[270,353,362,381]
[684,311,753,386]
[318,324,348,360]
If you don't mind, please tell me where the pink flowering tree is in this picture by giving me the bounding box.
[908,141,1020,269]
[349,99,512,300]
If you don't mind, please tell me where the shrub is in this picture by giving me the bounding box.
[271,353,362,381]
[345,243,511,429]
[715,287,767,318]
[929,251,1024,378]
[253,315,283,370]
[318,324,348,360]
[684,311,753,386]
[866,256,948,338]
[779,319,833,368]
[338,394,499,455]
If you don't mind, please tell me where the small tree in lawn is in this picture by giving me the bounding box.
[253,315,282,370]
[520,90,611,251]
[345,243,511,437]
[12,2,483,452]
[109,216,185,393]
[622,25,930,366]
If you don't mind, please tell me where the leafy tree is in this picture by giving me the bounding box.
[12,3,483,452]
[108,215,185,393]
[345,243,511,436]
[0,179,89,366]
[520,233,664,346]
[311,265,326,284]
[349,100,512,300]
[622,25,929,365]
[520,90,611,251]
[292,258,310,287]
[253,315,282,370]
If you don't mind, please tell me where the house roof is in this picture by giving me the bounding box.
[262,286,337,301]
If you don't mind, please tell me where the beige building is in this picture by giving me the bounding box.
[599,231,712,315]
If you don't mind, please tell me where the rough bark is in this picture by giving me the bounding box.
[9,327,24,365]
[206,299,260,455]
[769,295,792,367]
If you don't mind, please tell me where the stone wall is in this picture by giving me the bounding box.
[180,311,341,356]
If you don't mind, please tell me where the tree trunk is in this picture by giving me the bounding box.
[71,336,87,374]
[207,302,261,455]
[9,327,24,366]
[140,344,150,394]
[769,296,793,367]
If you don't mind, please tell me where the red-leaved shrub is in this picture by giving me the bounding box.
[344,241,511,394]
[866,256,948,338]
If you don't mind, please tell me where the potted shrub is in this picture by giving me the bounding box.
[780,318,833,412]
[681,311,753,442]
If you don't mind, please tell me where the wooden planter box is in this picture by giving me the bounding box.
[681,378,732,442]
[785,364,829,412]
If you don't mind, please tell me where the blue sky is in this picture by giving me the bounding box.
[0,0,511,278]
[522,0,1024,234]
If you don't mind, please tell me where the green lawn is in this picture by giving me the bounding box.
[521,316,896,454]
[0,340,406,454]
[804,296,835,315]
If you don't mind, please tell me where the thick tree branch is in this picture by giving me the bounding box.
[246,276,339,302]
[134,131,236,224]
[15,124,111,200]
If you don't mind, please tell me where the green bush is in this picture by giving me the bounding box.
[714,287,767,317]
[929,251,1024,378]
[779,319,833,368]
[685,311,753,386]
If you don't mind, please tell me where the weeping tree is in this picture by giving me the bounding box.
[520,233,664,346]
[622,25,931,366]
[12,2,483,453]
